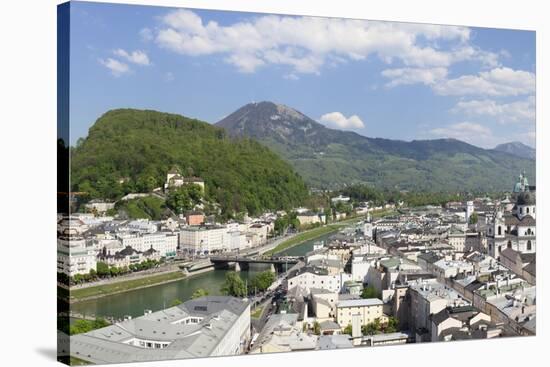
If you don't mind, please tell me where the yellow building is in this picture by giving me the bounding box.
[336,298,385,328]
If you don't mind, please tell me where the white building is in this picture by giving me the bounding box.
[331,195,351,204]
[286,267,345,295]
[70,296,250,363]
[57,217,96,276]
[164,167,205,191]
[179,225,227,254]
[117,232,178,259]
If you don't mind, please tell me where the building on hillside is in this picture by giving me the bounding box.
[331,195,350,204]
[164,167,205,192]
[84,199,116,214]
[69,296,250,364]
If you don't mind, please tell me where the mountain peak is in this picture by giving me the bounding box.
[216,101,324,143]
[494,141,535,160]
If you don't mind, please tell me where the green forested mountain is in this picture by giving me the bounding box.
[217,101,535,191]
[71,109,308,216]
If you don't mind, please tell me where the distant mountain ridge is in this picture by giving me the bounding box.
[217,101,536,191]
[493,141,535,160]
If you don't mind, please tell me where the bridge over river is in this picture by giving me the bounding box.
[209,255,302,272]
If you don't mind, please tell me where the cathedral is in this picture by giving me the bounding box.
[487,172,536,259]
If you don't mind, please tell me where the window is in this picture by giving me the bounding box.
[520,207,523,214]
[526,207,530,214]
[498,226,502,236]
[527,241,532,251]
[507,241,512,249]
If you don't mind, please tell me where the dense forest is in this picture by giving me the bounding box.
[70,109,308,217]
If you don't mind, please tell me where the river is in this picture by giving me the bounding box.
[71,232,335,319]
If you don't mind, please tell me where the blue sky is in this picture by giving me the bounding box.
[68,1,536,149]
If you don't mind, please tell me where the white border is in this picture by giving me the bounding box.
[0,1,546,366]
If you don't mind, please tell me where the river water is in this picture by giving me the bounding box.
[71,231,336,319]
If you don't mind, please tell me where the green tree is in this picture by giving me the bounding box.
[169,299,183,307]
[89,268,97,279]
[384,316,399,333]
[324,207,332,223]
[220,271,247,297]
[361,285,380,299]
[250,271,276,292]
[191,288,209,299]
[166,185,203,215]
[313,321,321,335]
[96,262,110,278]
[363,318,382,335]
[69,318,110,335]
[469,212,479,224]
[343,324,353,335]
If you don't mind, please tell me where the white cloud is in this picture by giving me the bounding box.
[98,58,130,77]
[433,67,535,96]
[319,112,365,130]
[153,9,496,75]
[428,121,501,148]
[383,66,534,98]
[140,28,153,42]
[452,96,535,124]
[382,67,447,87]
[113,49,151,66]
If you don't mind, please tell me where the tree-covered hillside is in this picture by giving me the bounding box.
[71,109,308,216]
